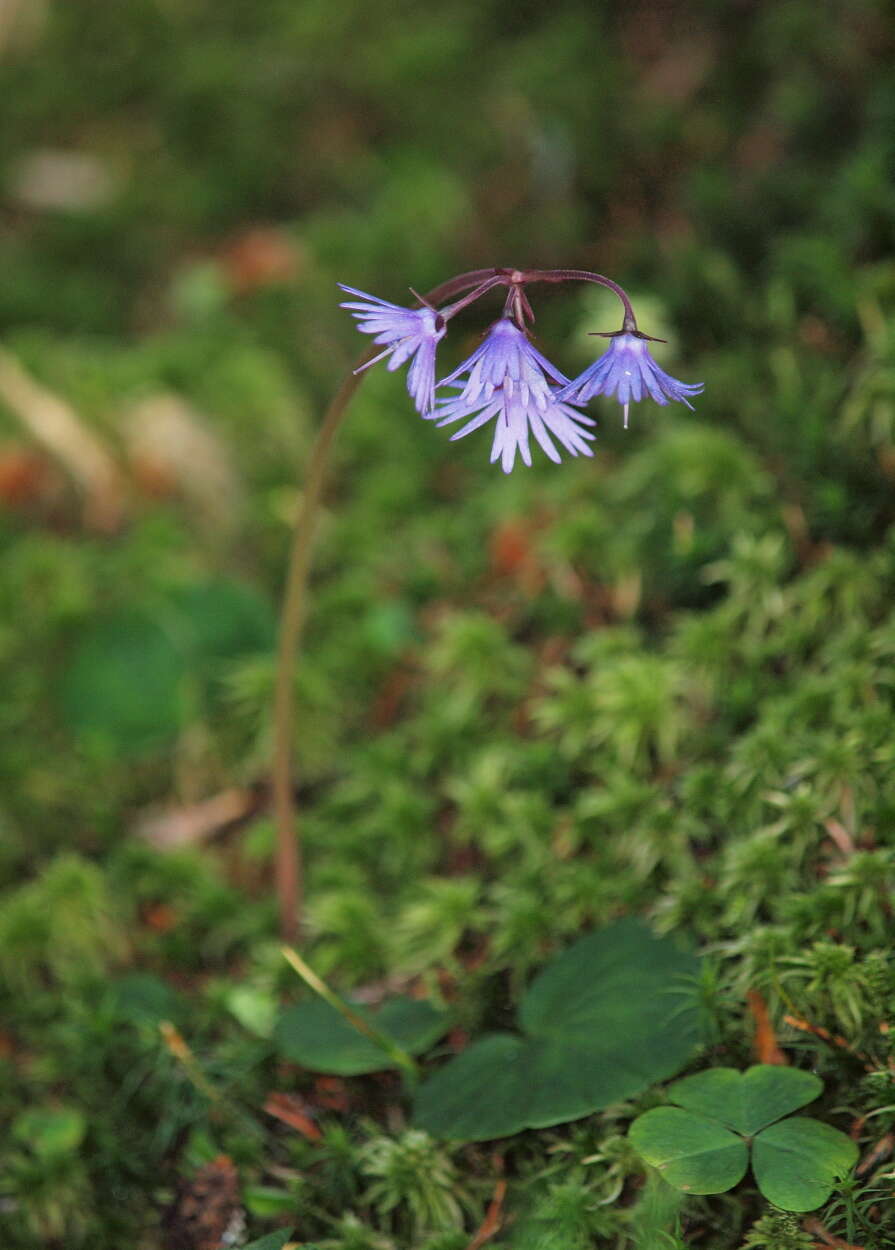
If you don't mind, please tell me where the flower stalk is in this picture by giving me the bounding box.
[272,264,702,941]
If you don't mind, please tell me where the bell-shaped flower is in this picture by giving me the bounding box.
[558,331,704,428]
[339,284,446,415]
[429,318,595,473]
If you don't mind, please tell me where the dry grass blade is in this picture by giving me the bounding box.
[134,788,258,850]
[0,346,125,529]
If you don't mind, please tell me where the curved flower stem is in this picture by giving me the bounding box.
[438,274,506,321]
[272,267,498,942]
[430,268,504,301]
[521,268,638,332]
[272,362,367,942]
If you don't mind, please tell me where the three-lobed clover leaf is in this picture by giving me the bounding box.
[629,1065,858,1212]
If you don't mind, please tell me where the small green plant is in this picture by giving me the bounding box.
[740,1211,816,1249]
[629,1066,857,1212]
[360,1130,469,1238]
[273,994,448,1076]
[242,1232,298,1250]
[413,919,702,1141]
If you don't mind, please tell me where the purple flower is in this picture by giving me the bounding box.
[428,318,596,474]
[339,285,446,415]
[558,332,704,429]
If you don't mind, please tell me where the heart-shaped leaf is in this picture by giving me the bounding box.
[61,581,274,756]
[629,1106,749,1194]
[274,996,447,1076]
[414,919,702,1141]
[752,1116,858,1211]
[171,579,275,668]
[412,1035,533,1141]
[668,1065,822,1136]
[108,973,183,1025]
[630,1067,857,1211]
[61,612,186,753]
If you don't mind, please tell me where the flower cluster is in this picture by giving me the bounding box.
[339,270,703,473]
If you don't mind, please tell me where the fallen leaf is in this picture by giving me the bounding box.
[134,789,259,850]
[0,348,124,530]
[264,1092,322,1141]
[221,227,302,294]
[488,516,547,596]
[124,393,244,535]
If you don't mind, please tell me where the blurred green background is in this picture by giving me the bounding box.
[2,1,895,1247]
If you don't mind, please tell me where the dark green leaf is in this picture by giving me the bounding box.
[630,1106,749,1194]
[61,612,186,752]
[752,1116,858,1212]
[519,918,700,1047]
[412,1034,533,1140]
[273,996,447,1075]
[107,973,183,1025]
[668,1065,822,1135]
[414,920,702,1140]
[171,578,274,665]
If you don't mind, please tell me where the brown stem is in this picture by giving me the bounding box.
[519,268,638,330]
[272,268,496,942]
[272,363,366,941]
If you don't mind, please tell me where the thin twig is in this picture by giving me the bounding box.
[271,364,366,942]
[465,1175,507,1250]
[0,346,125,529]
[803,1216,865,1249]
[783,1014,875,1071]
[856,1132,894,1176]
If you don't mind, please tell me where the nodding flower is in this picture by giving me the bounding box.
[339,285,446,416]
[429,317,595,474]
[558,331,704,429]
[340,268,704,468]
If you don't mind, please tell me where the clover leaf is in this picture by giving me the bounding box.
[413,919,701,1141]
[627,1106,748,1194]
[630,1065,857,1212]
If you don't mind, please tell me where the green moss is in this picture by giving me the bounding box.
[2,1,895,1246]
